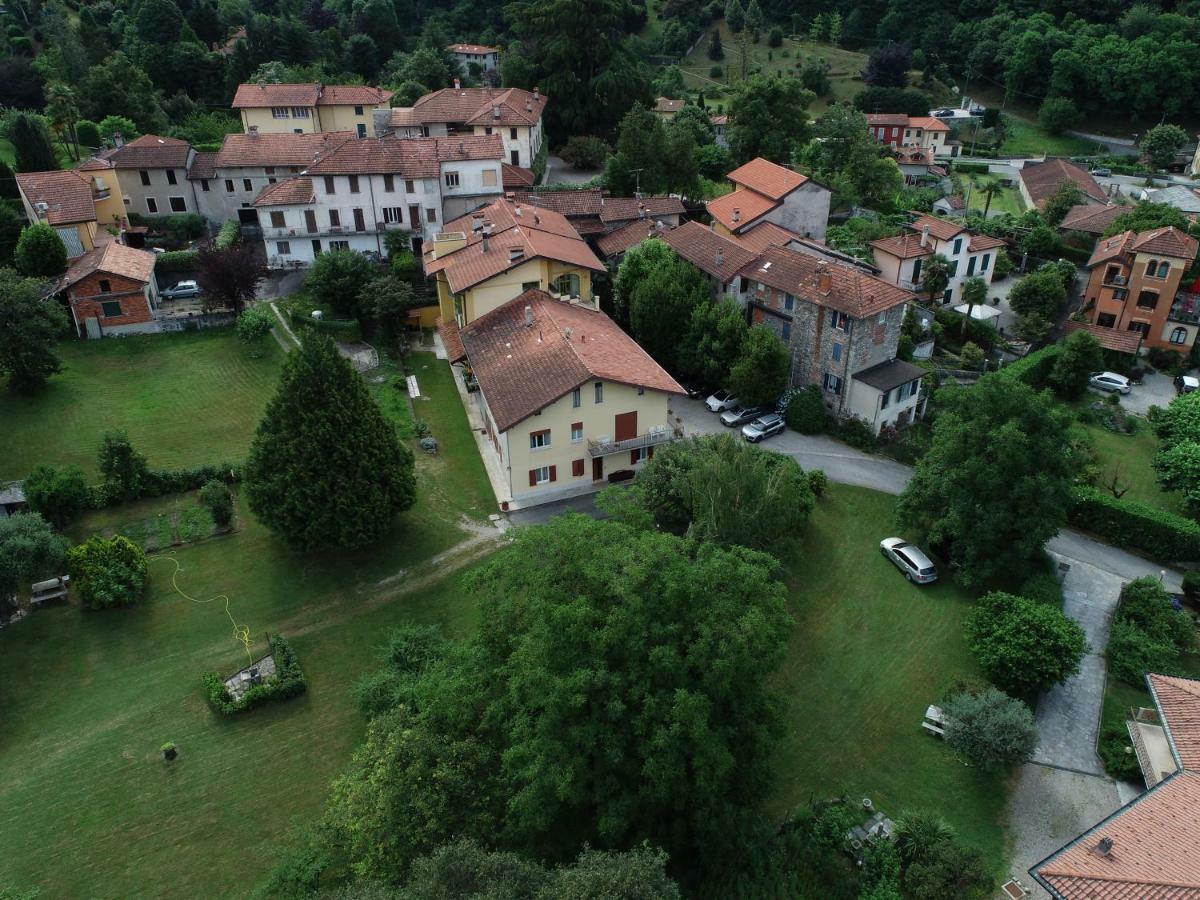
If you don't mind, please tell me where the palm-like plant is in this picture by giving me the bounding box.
[922,253,951,306]
[960,276,988,339]
[980,181,1001,217]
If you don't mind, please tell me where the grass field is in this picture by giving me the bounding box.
[959,173,1025,217]
[0,329,285,482]
[1083,422,1182,515]
[998,117,1106,159]
[769,486,1007,869]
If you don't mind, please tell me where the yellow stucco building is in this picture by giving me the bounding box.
[16,169,126,258]
[232,83,393,136]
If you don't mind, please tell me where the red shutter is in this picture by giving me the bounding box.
[571,421,582,431]
[572,459,584,477]
[529,469,537,487]
[648,446,654,459]
[631,450,639,464]
[549,465,557,482]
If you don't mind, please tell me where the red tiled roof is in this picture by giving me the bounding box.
[61,242,156,290]
[870,232,934,260]
[214,26,246,55]
[436,316,467,363]
[659,220,757,282]
[502,163,535,189]
[598,195,685,224]
[731,220,799,254]
[1088,230,1137,267]
[726,157,808,200]
[906,116,950,132]
[1021,158,1108,209]
[654,97,685,114]
[1063,320,1143,354]
[187,151,218,181]
[511,188,604,217]
[232,82,392,108]
[968,233,1007,252]
[909,213,967,242]
[305,134,503,177]
[596,219,667,258]
[102,135,191,169]
[214,131,356,169]
[739,244,915,318]
[1131,226,1199,262]
[1061,203,1124,235]
[458,290,685,432]
[711,114,728,126]
[707,187,779,233]
[447,43,499,55]
[425,198,604,294]
[865,113,910,127]
[399,87,548,129]
[1150,674,1200,771]
[252,177,315,207]
[16,170,95,225]
[77,157,113,172]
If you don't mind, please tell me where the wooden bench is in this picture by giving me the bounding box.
[921,721,945,737]
[30,575,69,606]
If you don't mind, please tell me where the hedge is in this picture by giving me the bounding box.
[1069,486,1200,562]
[953,162,991,174]
[997,344,1061,388]
[154,249,198,274]
[203,634,307,715]
[290,310,362,342]
[215,218,240,250]
[95,461,241,507]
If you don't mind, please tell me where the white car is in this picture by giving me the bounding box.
[742,413,785,443]
[705,389,740,413]
[880,538,938,584]
[1089,371,1131,395]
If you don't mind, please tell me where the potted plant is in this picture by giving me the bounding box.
[161,741,178,761]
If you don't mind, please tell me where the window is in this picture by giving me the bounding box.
[830,311,851,332]
[201,179,210,192]
[1105,265,1121,283]
[1128,321,1150,337]
[594,382,604,403]
[485,126,493,135]
[911,257,922,282]
[1159,261,1171,278]
[101,300,122,317]
[323,176,336,195]
[529,429,551,450]
[268,177,276,184]
[632,447,650,463]
[265,167,275,175]
[781,321,791,341]
[952,237,963,255]
[530,465,554,486]
[330,240,350,250]
[349,175,360,193]
[169,196,186,212]
[272,107,290,118]
[822,372,842,394]
[276,241,291,255]
[445,171,460,187]
[139,170,150,186]
[510,127,518,140]
[943,288,952,304]
[425,208,437,223]
[511,149,520,166]
[553,273,580,296]
[877,310,888,325]
[166,170,177,185]
[1097,313,1117,327]
[1137,290,1159,310]
[354,105,364,115]
[291,107,310,118]
[98,278,111,293]
[571,421,583,441]
[225,179,234,193]
[571,388,581,408]
[312,239,322,255]
[146,197,158,214]
[269,211,286,228]
[832,343,842,362]
[1171,327,1189,345]
[353,208,366,232]
[383,174,395,192]
[243,178,253,192]
[383,207,404,224]
[522,281,540,292]
[482,168,498,187]
[405,179,415,193]
[572,459,585,477]
[880,389,890,409]
[981,253,990,272]
[1146,259,1159,278]
[329,210,341,227]
[357,124,367,138]
[293,128,304,135]
[966,255,976,276]
[783,293,795,311]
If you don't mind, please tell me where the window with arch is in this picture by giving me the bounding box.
[1146,259,1159,277]
[1171,327,1189,345]
[1159,261,1171,278]
[552,273,581,297]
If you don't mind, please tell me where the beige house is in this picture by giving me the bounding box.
[80,135,197,218]
[707,157,831,240]
[425,197,605,327]
[869,214,1006,305]
[865,114,952,155]
[16,169,126,257]
[232,83,393,136]
[443,289,685,508]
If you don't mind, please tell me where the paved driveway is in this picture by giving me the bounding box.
[1106,369,1178,416]
[543,156,601,186]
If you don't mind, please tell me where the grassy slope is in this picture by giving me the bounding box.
[1083,423,1183,515]
[0,330,285,481]
[769,485,1007,869]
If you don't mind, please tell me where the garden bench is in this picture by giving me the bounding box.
[921,721,945,737]
[30,576,69,606]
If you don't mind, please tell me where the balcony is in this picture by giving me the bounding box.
[1127,707,1177,789]
[1104,274,1128,287]
[1170,292,1200,326]
[900,278,923,292]
[587,427,678,457]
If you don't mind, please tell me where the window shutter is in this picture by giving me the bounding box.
[648,447,654,459]
[549,465,557,482]
[631,450,639,464]
[529,469,537,487]
[572,459,584,477]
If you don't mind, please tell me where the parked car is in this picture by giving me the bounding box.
[1175,375,1199,395]
[1090,167,1112,178]
[720,405,764,427]
[160,280,201,300]
[1089,371,1131,395]
[879,538,938,584]
[705,389,740,413]
[742,413,786,443]
[679,378,708,399]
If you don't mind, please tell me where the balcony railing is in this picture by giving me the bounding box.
[1171,292,1200,326]
[1104,274,1128,287]
[587,428,678,457]
[900,278,923,292]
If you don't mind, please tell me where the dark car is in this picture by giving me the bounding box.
[720,404,764,427]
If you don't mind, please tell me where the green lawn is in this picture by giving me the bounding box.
[1083,423,1182,514]
[0,329,285,481]
[960,174,1025,217]
[998,116,1107,158]
[769,485,1008,869]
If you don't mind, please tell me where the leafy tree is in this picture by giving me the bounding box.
[1154,442,1200,514]
[1037,97,1080,136]
[235,306,274,344]
[386,47,451,94]
[785,385,827,434]
[809,104,902,208]
[361,271,419,345]
[1021,224,1060,258]
[1153,390,1200,448]
[1141,123,1189,170]
[727,73,814,164]
[0,268,68,392]
[897,375,1075,586]
[0,57,45,110]
[598,433,815,553]
[23,465,91,529]
[959,276,988,339]
[66,535,148,610]
[1042,181,1085,228]
[343,33,381,80]
[243,333,416,550]
[730,325,790,407]
[921,254,950,305]
[828,11,843,44]
[725,0,745,32]
[605,105,697,196]
[695,142,732,179]
[670,104,714,146]
[196,243,265,316]
[0,513,67,600]
[8,113,58,172]
[98,115,139,143]
[1102,200,1193,239]
[679,298,747,387]
[45,82,81,161]
[767,25,783,47]
[80,53,168,135]
[894,813,993,900]
[614,240,709,368]
[0,160,18,202]
[306,249,375,318]
[744,0,763,34]
[1013,312,1053,343]
[1010,268,1066,323]
[134,0,183,45]
[942,687,1038,768]
[853,86,930,117]
[1048,329,1103,399]
[708,28,724,60]
[959,341,984,370]
[863,41,911,88]
[98,431,151,503]
[14,224,67,278]
[560,135,610,169]
[199,480,234,528]
[966,591,1087,695]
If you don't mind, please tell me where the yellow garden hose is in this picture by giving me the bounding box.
[153,553,254,666]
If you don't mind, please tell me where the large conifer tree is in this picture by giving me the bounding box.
[243,333,416,550]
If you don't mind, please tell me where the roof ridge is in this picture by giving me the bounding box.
[539,294,595,380]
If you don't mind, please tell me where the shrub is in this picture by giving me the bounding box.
[807,469,828,497]
[289,310,363,342]
[767,25,783,46]
[1038,97,1080,135]
[960,341,984,370]
[203,634,307,714]
[831,415,877,451]
[1069,486,1200,562]
[66,535,148,610]
[236,306,274,343]
[198,480,234,529]
[14,223,67,278]
[996,344,1061,388]
[1107,621,1179,685]
[0,512,68,598]
[1097,720,1144,781]
[98,430,150,502]
[22,464,92,528]
[160,213,206,242]
[1019,571,1064,607]
[1183,570,1200,600]
[154,249,198,273]
[965,591,1088,696]
[215,219,240,250]
[76,119,101,148]
[932,306,999,351]
[941,687,1038,768]
[784,385,827,434]
[305,249,375,317]
[1117,577,1192,648]
[561,135,610,169]
[710,65,723,78]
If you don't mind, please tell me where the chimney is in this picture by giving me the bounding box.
[471,214,484,232]
[481,230,490,252]
[454,77,461,90]
[533,86,540,100]
[565,327,573,340]
[514,205,522,217]
[732,207,740,224]
[1095,838,1114,857]
[638,202,645,219]
[524,304,533,327]
[248,124,260,138]
[492,106,501,119]
[818,271,832,295]
[715,248,724,268]
[533,212,540,225]
[458,140,465,154]
[920,224,931,248]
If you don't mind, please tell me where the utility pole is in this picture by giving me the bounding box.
[629,167,644,197]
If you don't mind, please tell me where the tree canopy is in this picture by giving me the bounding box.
[726,74,815,165]
[965,591,1088,696]
[0,266,68,392]
[614,240,710,370]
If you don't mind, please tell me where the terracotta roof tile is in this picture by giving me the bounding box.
[436,316,467,363]
[215,131,356,169]
[707,187,779,232]
[1131,226,1199,262]
[502,163,535,189]
[447,43,499,54]
[596,219,667,258]
[865,113,910,127]
[726,157,809,199]
[77,157,113,172]
[909,213,967,242]
[459,290,685,432]
[1150,674,1200,770]
[16,170,95,225]
[654,97,684,113]
[711,114,728,126]
[61,242,156,290]
[232,82,392,108]
[870,232,934,260]
[968,233,1007,252]
[305,134,503,177]
[1061,203,1124,235]
[659,220,757,282]
[102,135,191,169]
[739,245,916,318]
[906,116,951,132]
[1063,320,1144,354]
[317,85,393,106]
[252,177,315,207]
[1089,230,1138,268]
[511,188,604,217]
[187,151,218,181]
[732,220,799,254]
[1021,158,1108,209]
[597,195,685,224]
[398,87,548,129]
